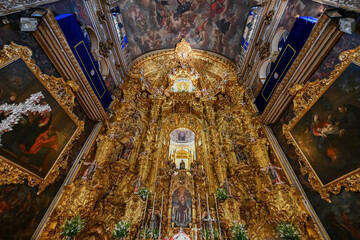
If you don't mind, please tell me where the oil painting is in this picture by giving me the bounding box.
[289,62,360,185]
[0,43,82,189]
[283,45,360,201]
[171,187,192,227]
[0,58,78,179]
[118,0,252,61]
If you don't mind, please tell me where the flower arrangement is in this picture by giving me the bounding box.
[202,229,210,240]
[213,229,219,240]
[151,228,159,239]
[215,188,228,202]
[113,220,131,238]
[61,215,85,238]
[231,221,249,240]
[138,186,151,200]
[140,228,151,239]
[277,222,300,240]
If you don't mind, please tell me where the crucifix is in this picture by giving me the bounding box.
[203,193,216,239]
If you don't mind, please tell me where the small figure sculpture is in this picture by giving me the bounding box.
[223,178,233,197]
[261,163,284,184]
[132,176,144,194]
[81,159,102,180]
[179,159,186,170]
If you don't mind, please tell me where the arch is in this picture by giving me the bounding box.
[98,57,110,78]
[271,27,288,53]
[84,26,99,52]
[259,59,272,84]
[169,128,196,169]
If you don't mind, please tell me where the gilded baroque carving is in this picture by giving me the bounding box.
[40,41,322,239]
[264,10,274,25]
[96,10,106,24]
[99,40,114,58]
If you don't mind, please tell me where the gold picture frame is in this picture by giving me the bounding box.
[0,42,84,193]
[283,45,360,202]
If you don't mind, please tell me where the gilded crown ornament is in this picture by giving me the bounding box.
[174,39,193,67]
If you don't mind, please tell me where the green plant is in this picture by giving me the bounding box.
[277,222,300,240]
[139,186,151,200]
[140,228,151,239]
[231,221,248,240]
[61,215,85,237]
[202,229,210,240]
[215,188,228,202]
[113,220,131,238]
[151,228,159,239]
[202,229,219,240]
[213,229,219,240]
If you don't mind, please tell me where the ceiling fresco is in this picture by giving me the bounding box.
[119,0,254,61]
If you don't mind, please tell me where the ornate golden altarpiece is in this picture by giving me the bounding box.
[39,40,322,240]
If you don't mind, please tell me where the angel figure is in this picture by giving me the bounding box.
[261,163,284,185]
[81,159,102,180]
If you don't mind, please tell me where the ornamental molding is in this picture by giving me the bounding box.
[0,0,59,16]
[312,0,360,13]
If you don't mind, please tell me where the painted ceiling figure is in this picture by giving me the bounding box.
[174,0,193,19]
[209,0,226,18]
[216,14,236,35]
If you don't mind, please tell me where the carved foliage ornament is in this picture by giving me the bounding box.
[99,39,114,58]
[0,43,84,193]
[283,45,360,202]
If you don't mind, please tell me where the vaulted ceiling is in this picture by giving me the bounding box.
[119,0,254,61]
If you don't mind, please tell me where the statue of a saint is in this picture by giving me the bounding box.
[132,176,143,194]
[223,179,232,197]
[179,160,186,170]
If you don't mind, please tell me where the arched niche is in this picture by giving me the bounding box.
[169,128,196,169]
[271,27,288,53]
[98,57,110,78]
[158,113,205,169]
[84,26,99,53]
[258,59,272,84]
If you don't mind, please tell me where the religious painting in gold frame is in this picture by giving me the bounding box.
[283,45,360,202]
[0,42,84,193]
